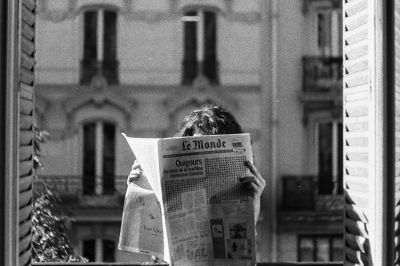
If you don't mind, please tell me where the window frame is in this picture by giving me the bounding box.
[297,234,343,262]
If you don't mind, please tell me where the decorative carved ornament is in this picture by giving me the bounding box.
[37,0,261,24]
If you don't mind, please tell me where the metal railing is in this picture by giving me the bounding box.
[80,59,119,85]
[303,56,342,92]
[280,175,344,211]
[33,175,127,196]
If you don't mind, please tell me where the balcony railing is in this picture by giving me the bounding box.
[80,59,119,85]
[302,56,342,92]
[280,175,344,211]
[33,175,127,207]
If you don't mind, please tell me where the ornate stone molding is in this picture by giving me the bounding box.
[38,0,261,24]
[38,0,78,22]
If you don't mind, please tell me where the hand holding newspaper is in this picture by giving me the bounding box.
[119,133,256,266]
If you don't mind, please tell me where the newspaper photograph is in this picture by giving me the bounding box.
[119,133,256,266]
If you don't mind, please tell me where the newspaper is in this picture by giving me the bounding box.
[119,133,256,266]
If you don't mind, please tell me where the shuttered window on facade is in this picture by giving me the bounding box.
[19,0,36,265]
[342,0,396,264]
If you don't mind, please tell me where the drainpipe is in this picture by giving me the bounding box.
[270,0,279,261]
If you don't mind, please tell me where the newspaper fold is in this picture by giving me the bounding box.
[119,133,256,266]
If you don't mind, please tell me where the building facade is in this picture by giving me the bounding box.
[34,0,343,262]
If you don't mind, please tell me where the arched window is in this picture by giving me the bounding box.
[81,8,118,85]
[182,10,218,85]
[83,122,116,195]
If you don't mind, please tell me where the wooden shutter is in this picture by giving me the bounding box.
[343,0,387,264]
[19,0,36,265]
[394,0,400,264]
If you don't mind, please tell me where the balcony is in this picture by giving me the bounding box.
[279,176,344,232]
[33,175,127,208]
[303,56,342,93]
[80,59,119,85]
[301,56,343,124]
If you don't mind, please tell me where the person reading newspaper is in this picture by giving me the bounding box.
[126,105,265,263]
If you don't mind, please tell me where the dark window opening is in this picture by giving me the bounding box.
[102,123,115,195]
[83,123,96,195]
[182,10,218,85]
[81,10,118,85]
[298,235,343,262]
[102,239,115,262]
[82,239,96,262]
[318,121,343,195]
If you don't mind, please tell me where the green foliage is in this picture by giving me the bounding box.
[32,124,87,262]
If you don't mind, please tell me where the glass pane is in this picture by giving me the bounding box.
[318,122,333,194]
[102,123,115,194]
[103,10,117,61]
[102,239,115,262]
[299,238,314,261]
[83,123,96,195]
[331,237,343,261]
[203,11,218,84]
[83,239,96,262]
[83,11,97,61]
[316,238,330,261]
[182,11,198,84]
[337,122,343,194]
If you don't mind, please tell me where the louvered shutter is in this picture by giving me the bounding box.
[18,0,36,265]
[343,0,388,264]
[395,0,400,264]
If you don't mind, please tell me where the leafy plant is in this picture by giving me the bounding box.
[32,124,87,262]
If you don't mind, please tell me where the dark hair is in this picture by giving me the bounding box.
[175,104,242,137]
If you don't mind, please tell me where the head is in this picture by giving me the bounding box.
[175,104,242,137]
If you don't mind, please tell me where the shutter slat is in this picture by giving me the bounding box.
[19,220,31,239]
[19,249,31,266]
[22,0,35,11]
[19,190,32,208]
[20,115,33,130]
[19,175,33,192]
[20,68,34,85]
[21,37,34,55]
[19,98,33,115]
[345,203,369,223]
[345,233,368,252]
[20,130,33,146]
[19,204,31,223]
[19,160,32,177]
[20,145,32,162]
[21,5,35,26]
[21,22,34,41]
[344,0,368,17]
[21,52,35,71]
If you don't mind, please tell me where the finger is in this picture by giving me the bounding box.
[132,160,141,170]
[239,176,261,187]
[245,161,265,184]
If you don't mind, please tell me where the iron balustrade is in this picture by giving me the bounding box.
[302,56,342,92]
[80,59,119,85]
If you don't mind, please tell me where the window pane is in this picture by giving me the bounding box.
[103,10,118,84]
[203,11,218,84]
[83,11,97,61]
[299,238,314,261]
[83,239,96,262]
[83,123,96,195]
[103,10,116,61]
[331,237,343,261]
[182,11,198,84]
[318,122,333,194]
[316,238,330,261]
[102,123,115,194]
[337,122,343,194]
[102,239,115,262]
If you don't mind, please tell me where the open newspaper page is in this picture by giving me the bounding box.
[159,133,255,266]
[118,136,170,263]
